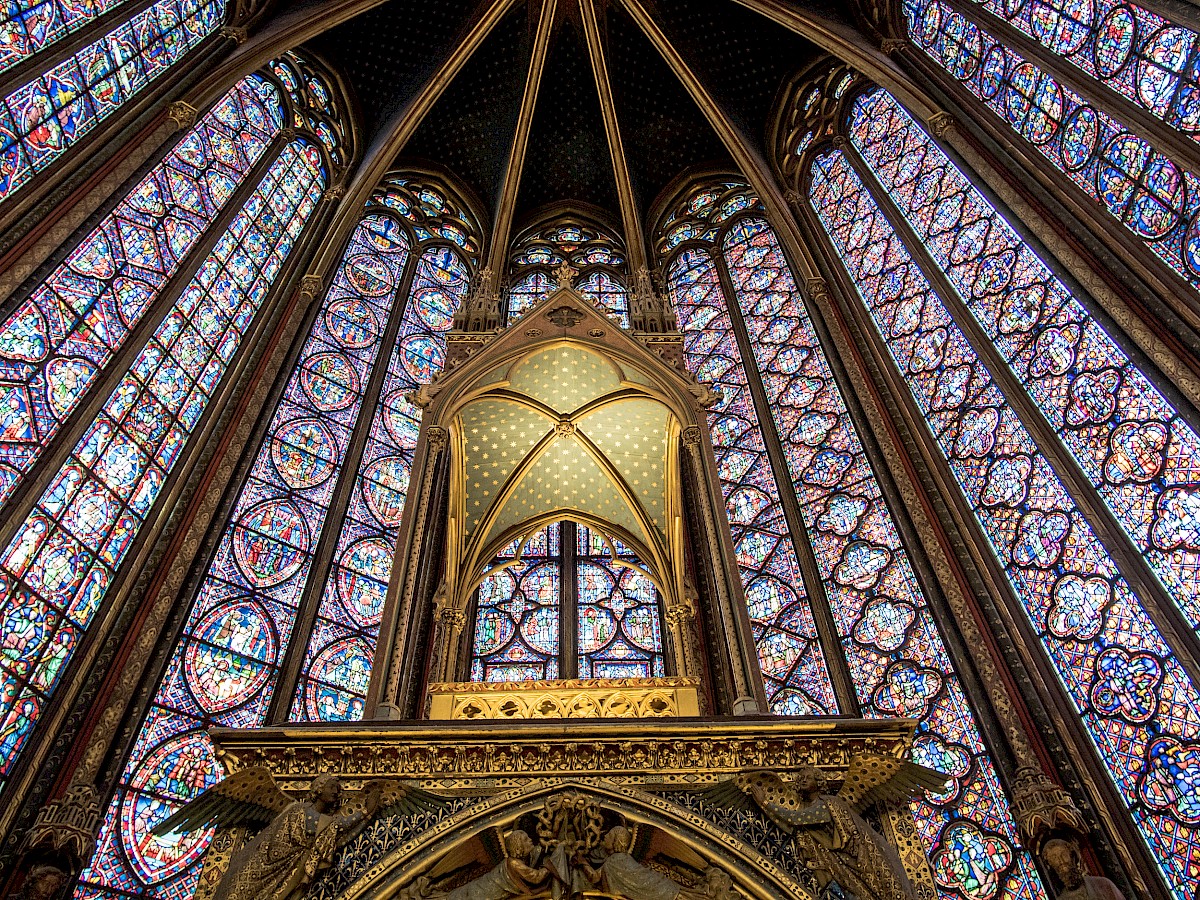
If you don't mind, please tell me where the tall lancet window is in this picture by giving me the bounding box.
[505,217,631,326]
[0,0,226,204]
[658,180,1044,900]
[0,51,341,799]
[902,0,1200,295]
[76,174,477,900]
[793,74,1200,899]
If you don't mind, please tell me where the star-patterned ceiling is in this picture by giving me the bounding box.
[454,343,674,561]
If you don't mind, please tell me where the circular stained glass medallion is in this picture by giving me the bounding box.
[362,456,409,526]
[412,286,455,330]
[120,732,220,883]
[325,298,379,348]
[270,418,338,490]
[344,253,396,297]
[382,391,420,448]
[400,333,444,382]
[304,637,373,721]
[183,600,278,713]
[300,352,359,411]
[336,537,391,624]
[232,498,310,588]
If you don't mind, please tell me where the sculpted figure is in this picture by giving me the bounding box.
[445,831,550,900]
[702,754,947,900]
[8,865,68,900]
[1041,840,1126,900]
[576,826,733,900]
[154,767,447,900]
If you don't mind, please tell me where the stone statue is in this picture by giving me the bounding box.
[701,754,947,900]
[8,864,68,900]
[1041,840,1126,900]
[154,767,448,900]
[445,831,550,900]
[575,826,733,900]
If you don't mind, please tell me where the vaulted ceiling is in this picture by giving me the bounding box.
[304,0,827,254]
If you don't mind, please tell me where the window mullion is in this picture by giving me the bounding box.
[710,231,860,715]
[265,230,423,723]
[561,520,578,680]
[842,137,1200,690]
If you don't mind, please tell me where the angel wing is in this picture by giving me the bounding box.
[375,781,453,817]
[152,767,293,836]
[693,776,761,813]
[837,753,949,813]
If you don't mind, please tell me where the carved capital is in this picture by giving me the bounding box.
[219,24,248,43]
[426,426,449,453]
[831,135,849,150]
[806,277,830,301]
[1012,766,1088,851]
[555,418,576,437]
[280,127,296,142]
[927,111,957,138]
[880,37,907,55]
[682,425,703,446]
[167,101,198,131]
[783,188,802,206]
[322,184,346,203]
[23,783,103,871]
[297,274,324,302]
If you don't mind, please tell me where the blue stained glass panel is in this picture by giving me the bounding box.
[0,75,281,504]
[0,0,131,76]
[810,142,1200,900]
[0,0,225,203]
[850,87,1200,664]
[726,214,1042,900]
[291,242,469,721]
[669,246,838,715]
[0,138,324,802]
[506,270,550,324]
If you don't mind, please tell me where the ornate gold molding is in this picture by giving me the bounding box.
[168,101,199,131]
[426,677,703,720]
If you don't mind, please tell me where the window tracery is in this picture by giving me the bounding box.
[795,77,1200,900]
[0,0,226,203]
[506,217,630,326]
[660,180,1043,900]
[902,0,1200,294]
[77,167,475,900]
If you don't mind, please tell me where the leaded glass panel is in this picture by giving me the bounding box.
[724,214,1042,900]
[850,88,1200,647]
[0,139,324,797]
[0,0,133,76]
[668,246,838,714]
[0,75,281,504]
[810,143,1200,900]
[0,0,224,202]
[290,243,468,721]
[471,525,561,682]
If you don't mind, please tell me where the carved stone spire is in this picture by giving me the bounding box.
[452,266,502,332]
[630,267,676,333]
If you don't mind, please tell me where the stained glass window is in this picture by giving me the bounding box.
[903,0,1200,293]
[576,526,663,679]
[849,89,1200,656]
[506,218,630,326]
[809,137,1200,900]
[0,0,134,76]
[0,0,225,203]
[79,171,478,900]
[291,243,469,721]
[668,245,838,715]
[471,525,562,682]
[931,0,1200,140]
[661,188,1043,899]
[0,74,281,505]
[0,137,325,799]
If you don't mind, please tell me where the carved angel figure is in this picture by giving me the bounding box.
[701,754,947,900]
[154,768,446,900]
